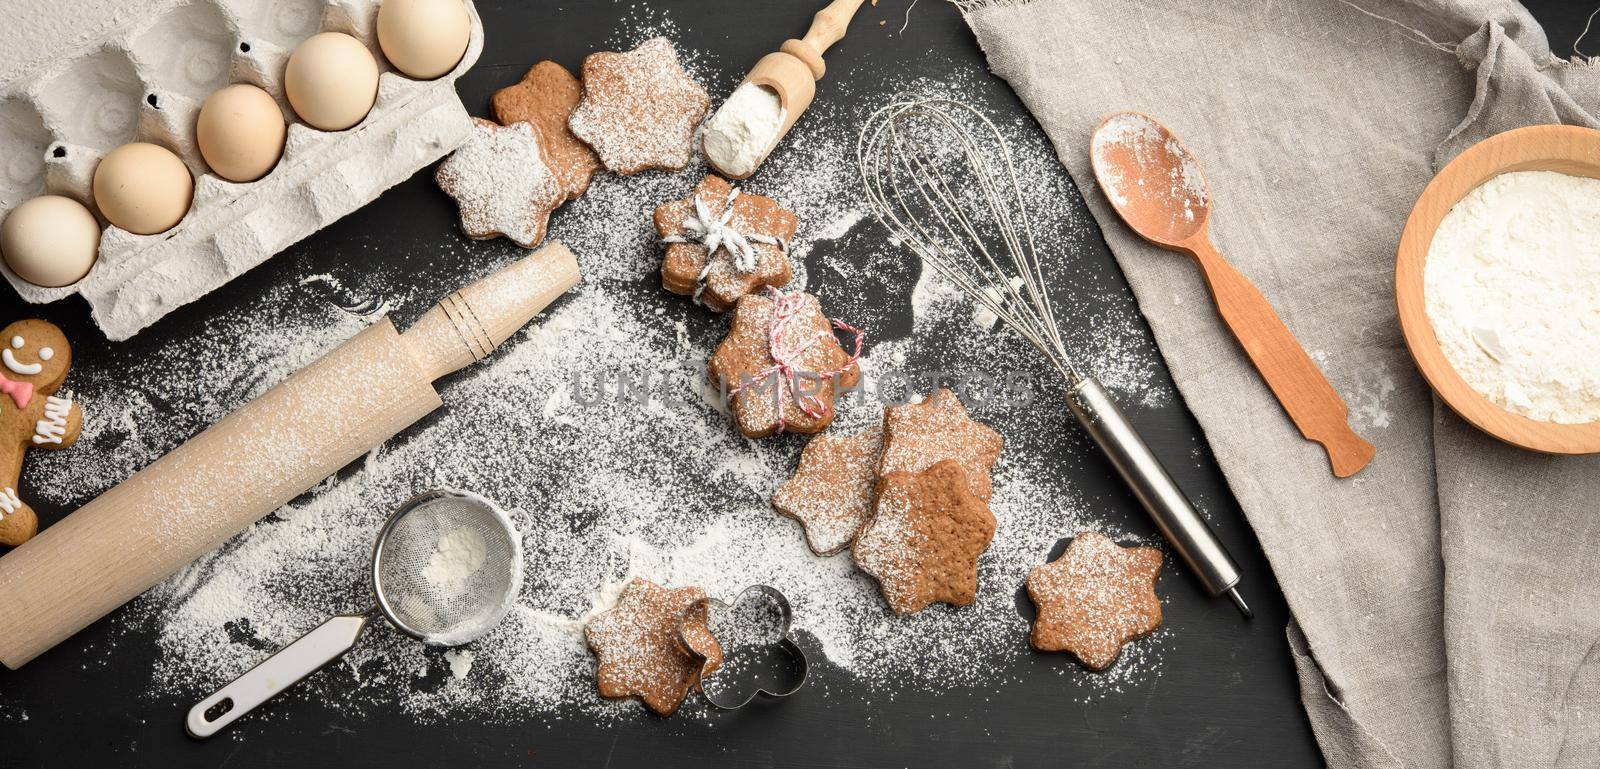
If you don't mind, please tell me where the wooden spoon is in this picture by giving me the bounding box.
[1090,111,1374,478]
[707,0,866,180]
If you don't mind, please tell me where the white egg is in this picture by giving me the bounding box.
[92,142,194,235]
[285,32,380,132]
[378,0,471,80]
[0,195,100,287]
[197,84,287,182]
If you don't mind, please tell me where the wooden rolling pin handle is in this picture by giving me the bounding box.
[401,242,581,381]
[785,0,868,79]
[1184,237,1375,478]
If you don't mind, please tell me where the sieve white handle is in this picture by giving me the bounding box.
[185,613,371,738]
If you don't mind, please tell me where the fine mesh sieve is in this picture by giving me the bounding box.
[186,489,524,738]
[374,489,523,645]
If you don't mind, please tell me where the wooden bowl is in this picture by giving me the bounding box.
[1395,123,1600,454]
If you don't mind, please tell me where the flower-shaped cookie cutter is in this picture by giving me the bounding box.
[677,584,809,710]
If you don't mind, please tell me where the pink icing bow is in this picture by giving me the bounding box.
[0,373,33,409]
[732,288,865,433]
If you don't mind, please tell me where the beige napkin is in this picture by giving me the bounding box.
[955,1,1600,766]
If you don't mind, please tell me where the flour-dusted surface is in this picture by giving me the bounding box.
[16,23,1176,727]
[1425,170,1600,424]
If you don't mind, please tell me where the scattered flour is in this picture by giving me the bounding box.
[444,649,474,680]
[21,24,1174,724]
[1425,170,1600,423]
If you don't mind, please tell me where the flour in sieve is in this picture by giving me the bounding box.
[1425,170,1600,423]
[424,529,488,592]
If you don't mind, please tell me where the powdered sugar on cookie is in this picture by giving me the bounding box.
[1026,531,1163,670]
[771,426,882,555]
[436,119,565,247]
[854,460,996,614]
[569,37,709,175]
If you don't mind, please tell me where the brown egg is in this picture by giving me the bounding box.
[92,143,194,235]
[197,84,286,182]
[378,0,471,80]
[1,195,100,287]
[285,32,380,131]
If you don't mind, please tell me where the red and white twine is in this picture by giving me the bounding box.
[731,288,865,432]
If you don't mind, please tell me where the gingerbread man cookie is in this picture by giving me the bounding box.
[585,578,723,716]
[853,460,996,615]
[568,37,709,175]
[879,388,1004,500]
[771,426,881,556]
[708,291,861,438]
[654,175,797,312]
[435,118,565,248]
[490,61,600,201]
[1026,531,1163,670]
[0,320,84,546]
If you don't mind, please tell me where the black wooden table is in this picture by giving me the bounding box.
[1,1,1589,766]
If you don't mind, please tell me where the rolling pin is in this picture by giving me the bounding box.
[0,242,581,668]
[705,0,867,179]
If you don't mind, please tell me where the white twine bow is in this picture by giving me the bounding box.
[661,188,788,300]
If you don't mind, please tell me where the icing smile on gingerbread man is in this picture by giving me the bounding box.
[0,320,85,547]
[4,333,54,377]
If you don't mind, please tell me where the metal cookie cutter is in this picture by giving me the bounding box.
[678,585,809,710]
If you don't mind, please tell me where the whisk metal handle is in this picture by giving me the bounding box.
[1065,378,1249,617]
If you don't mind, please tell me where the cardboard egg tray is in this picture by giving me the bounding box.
[0,0,483,340]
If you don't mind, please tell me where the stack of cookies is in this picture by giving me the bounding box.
[773,388,1004,615]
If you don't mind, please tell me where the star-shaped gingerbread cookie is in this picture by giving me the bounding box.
[1026,531,1163,670]
[708,291,860,438]
[585,578,723,716]
[655,175,797,312]
[435,118,565,247]
[772,426,882,555]
[853,460,996,615]
[878,388,1004,500]
[490,61,600,201]
[568,37,709,175]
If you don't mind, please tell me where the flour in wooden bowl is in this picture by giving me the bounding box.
[1424,170,1600,424]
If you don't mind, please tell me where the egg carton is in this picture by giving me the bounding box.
[0,0,483,340]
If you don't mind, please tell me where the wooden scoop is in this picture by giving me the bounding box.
[708,0,866,179]
[1090,112,1374,478]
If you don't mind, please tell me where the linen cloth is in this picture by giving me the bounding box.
[956,2,1600,766]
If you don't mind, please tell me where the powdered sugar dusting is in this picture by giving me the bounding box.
[20,22,1173,725]
[436,119,564,246]
[568,37,710,175]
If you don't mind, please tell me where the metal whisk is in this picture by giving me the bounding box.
[858,98,1250,618]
